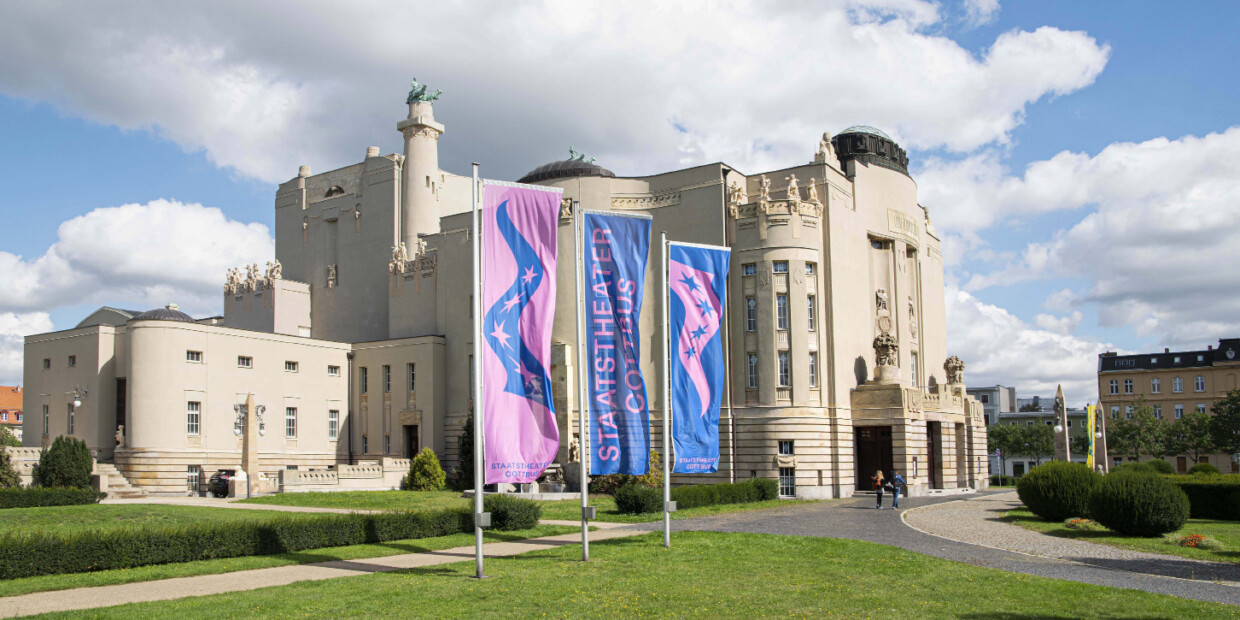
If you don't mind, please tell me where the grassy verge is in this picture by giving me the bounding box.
[38,532,1235,619]
[0,525,577,599]
[1005,507,1240,564]
[0,504,293,536]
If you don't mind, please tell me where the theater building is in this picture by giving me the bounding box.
[24,83,987,497]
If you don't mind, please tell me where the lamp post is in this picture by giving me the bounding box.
[232,394,266,498]
[71,385,88,408]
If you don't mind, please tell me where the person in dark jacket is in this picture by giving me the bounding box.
[872,470,885,509]
[889,470,906,509]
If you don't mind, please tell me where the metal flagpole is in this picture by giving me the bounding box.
[661,231,672,549]
[573,203,591,561]
[471,163,486,579]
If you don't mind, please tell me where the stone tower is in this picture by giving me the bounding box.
[396,90,444,252]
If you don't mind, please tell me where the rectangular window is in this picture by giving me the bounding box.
[1173,377,1183,392]
[362,435,368,454]
[1197,403,1207,414]
[805,262,816,276]
[1151,378,1160,393]
[742,263,757,276]
[1109,380,1118,395]
[67,355,76,368]
[747,353,759,389]
[67,403,74,435]
[1175,404,1184,419]
[779,440,795,455]
[776,295,788,330]
[284,360,299,373]
[384,435,391,455]
[1068,420,1073,427]
[237,356,252,369]
[285,407,297,438]
[808,352,818,388]
[909,351,919,387]
[187,401,201,435]
[773,261,788,274]
[187,465,201,495]
[1150,357,1158,364]
[778,467,796,498]
[1110,406,1119,419]
[807,295,816,331]
[1152,405,1161,419]
[187,350,202,363]
[1125,405,1133,419]
[1198,354,1205,362]
[408,363,416,392]
[328,410,339,440]
[361,367,368,394]
[327,365,340,376]
[383,365,391,393]
[42,358,50,369]
[0,413,6,422]
[1195,375,1205,392]
[745,297,757,332]
[42,405,49,435]
[14,413,19,423]
[979,394,990,404]
[1123,379,1133,394]
[1174,356,1182,363]
[778,351,790,387]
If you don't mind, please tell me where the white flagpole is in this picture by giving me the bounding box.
[661,231,672,549]
[471,163,486,579]
[573,203,591,561]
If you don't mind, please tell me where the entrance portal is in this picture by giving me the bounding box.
[854,426,893,491]
[402,425,419,458]
[927,422,941,489]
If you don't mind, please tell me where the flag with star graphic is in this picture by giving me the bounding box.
[481,181,562,484]
[668,241,730,474]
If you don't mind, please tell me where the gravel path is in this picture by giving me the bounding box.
[905,491,1240,584]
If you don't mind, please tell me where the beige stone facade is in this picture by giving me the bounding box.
[25,93,987,497]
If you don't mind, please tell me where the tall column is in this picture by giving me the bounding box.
[396,101,444,251]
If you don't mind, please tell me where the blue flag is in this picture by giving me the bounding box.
[668,242,730,474]
[584,212,652,475]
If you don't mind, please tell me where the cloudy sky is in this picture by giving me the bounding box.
[1,0,1237,404]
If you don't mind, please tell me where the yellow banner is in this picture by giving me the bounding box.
[1086,404,1096,470]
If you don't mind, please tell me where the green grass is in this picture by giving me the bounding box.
[1006,507,1240,564]
[0,525,577,599]
[0,504,293,536]
[240,490,818,523]
[36,532,1237,619]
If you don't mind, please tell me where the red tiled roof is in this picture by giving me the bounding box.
[0,386,20,411]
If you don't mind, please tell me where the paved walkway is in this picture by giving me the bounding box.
[0,521,638,618]
[100,496,382,514]
[645,490,1240,606]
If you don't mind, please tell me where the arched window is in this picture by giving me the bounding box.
[325,185,345,198]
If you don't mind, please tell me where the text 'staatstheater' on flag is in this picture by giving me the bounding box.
[668,242,730,474]
[584,211,652,476]
[481,181,562,484]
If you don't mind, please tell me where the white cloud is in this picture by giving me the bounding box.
[947,287,1108,400]
[962,0,1000,28]
[929,127,1240,349]
[0,200,274,319]
[0,1,1108,183]
[1034,311,1082,335]
[0,312,54,385]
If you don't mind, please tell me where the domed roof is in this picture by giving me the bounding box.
[838,125,893,141]
[132,304,194,323]
[517,151,615,184]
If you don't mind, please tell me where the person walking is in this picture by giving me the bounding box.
[889,470,906,509]
[872,469,885,509]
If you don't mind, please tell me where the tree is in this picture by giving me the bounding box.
[1018,403,1042,412]
[987,424,1021,462]
[404,447,447,491]
[0,447,20,488]
[32,436,92,488]
[0,426,19,448]
[1167,412,1216,463]
[1070,434,1092,457]
[1013,424,1055,466]
[1210,389,1240,456]
[453,410,475,491]
[1107,398,1165,461]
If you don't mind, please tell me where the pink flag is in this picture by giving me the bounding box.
[481,181,562,484]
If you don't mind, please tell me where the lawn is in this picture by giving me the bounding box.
[1006,507,1240,564]
[0,504,293,536]
[240,490,818,523]
[37,532,1236,619]
[0,525,577,599]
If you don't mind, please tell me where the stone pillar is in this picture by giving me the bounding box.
[396,101,444,252]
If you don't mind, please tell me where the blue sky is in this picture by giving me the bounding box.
[1,0,1238,401]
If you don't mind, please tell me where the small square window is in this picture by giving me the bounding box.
[186,351,203,363]
[805,262,816,275]
[1197,354,1205,362]
[67,355,76,368]
[778,440,794,455]
[742,263,757,276]
[772,261,789,274]
[42,358,50,369]
[285,361,299,372]
[328,365,341,376]
[238,356,253,368]
[1174,356,1182,363]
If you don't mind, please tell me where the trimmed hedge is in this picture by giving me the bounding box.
[615,479,779,515]
[1016,462,1101,521]
[1169,474,1240,521]
[1188,463,1220,475]
[0,508,473,579]
[483,494,541,530]
[1089,472,1189,537]
[989,475,1020,487]
[1114,461,1177,475]
[0,487,103,509]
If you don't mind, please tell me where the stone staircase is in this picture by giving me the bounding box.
[95,462,147,499]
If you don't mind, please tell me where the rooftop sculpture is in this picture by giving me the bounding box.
[406,77,442,104]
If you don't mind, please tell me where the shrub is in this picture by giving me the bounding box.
[482,494,541,530]
[0,487,102,509]
[403,448,446,491]
[1089,472,1190,537]
[1146,459,1177,475]
[1111,462,1157,475]
[0,449,19,489]
[453,412,475,491]
[589,451,664,495]
[1016,462,1101,521]
[989,475,1020,487]
[1169,474,1240,520]
[614,484,662,514]
[32,437,92,488]
[0,508,473,579]
[0,426,19,448]
[1188,463,1220,475]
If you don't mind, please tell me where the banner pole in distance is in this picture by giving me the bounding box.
[471,163,486,579]
[573,202,591,561]
[661,231,672,549]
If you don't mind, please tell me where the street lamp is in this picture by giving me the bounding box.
[1054,423,1064,433]
[72,385,88,408]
